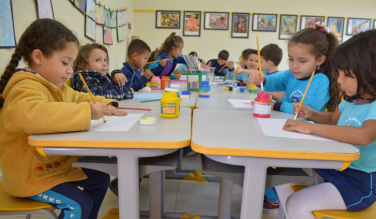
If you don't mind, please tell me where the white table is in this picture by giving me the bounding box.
[29,107,192,219]
[196,93,257,110]
[191,108,359,219]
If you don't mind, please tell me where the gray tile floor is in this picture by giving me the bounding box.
[0,153,279,219]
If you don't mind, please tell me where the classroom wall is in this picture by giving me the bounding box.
[134,0,376,71]
[0,0,134,75]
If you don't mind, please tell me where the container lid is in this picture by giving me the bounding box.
[152,76,160,80]
[163,92,177,98]
[256,91,271,100]
[162,76,170,79]
[200,81,210,86]
[182,91,191,95]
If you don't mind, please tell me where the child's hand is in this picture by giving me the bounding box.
[226,60,234,69]
[143,69,153,79]
[293,103,313,119]
[249,70,265,85]
[283,119,314,134]
[159,59,168,67]
[106,104,128,116]
[90,102,107,120]
[113,73,127,86]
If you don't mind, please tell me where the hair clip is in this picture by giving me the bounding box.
[315,22,328,34]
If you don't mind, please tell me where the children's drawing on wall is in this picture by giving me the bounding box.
[232,13,249,38]
[204,12,229,30]
[300,16,324,29]
[156,10,180,28]
[279,15,297,39]
[104,8,111,27]
[183,11,200,36]
[85,16,96,41]
[74,0,86,13]
[36,0,54,19]
[103,26,113,45]
[95,4,104,24]
[252,14,277,31]
[86,0,95,20]
[117,26,124,42]
[346,18,371,35]
[110,10,117,28]
[117,10,127,26]
[0,0,16,48]
[327,17,344,41]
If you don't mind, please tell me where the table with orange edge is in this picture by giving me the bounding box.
[191,108,360,219]
[28,107,192,219]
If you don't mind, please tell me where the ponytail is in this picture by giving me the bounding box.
[157,32,183,56]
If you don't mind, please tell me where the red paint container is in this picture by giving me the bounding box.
[253,91,272,118]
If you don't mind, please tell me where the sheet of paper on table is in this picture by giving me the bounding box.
[257,118,334,141]
[91,114,144,132]
[228,99,254,108]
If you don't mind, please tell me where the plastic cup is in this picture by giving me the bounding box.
[206,67,215,82]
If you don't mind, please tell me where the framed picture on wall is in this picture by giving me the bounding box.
[74,0,85,14]
[346,18,371,35]
[279,15,297,40]
[231,13,249,38]
[36,0,54,19]
[327,17,344,42]
[103,27,113,45]
[85,16,96,41]
[183,11,201,36]
[117,26,125,42]
[86,0,95,20]
[117,10,127,26]
[252,13,277,32]
[204,12,229,30]
[95,4,104,25]
[0,0,17,48]
[156,10,180,29]
[300,15,325,30]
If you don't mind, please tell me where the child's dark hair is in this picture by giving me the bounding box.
[332,29,376,102]
[260,44,283,66]
[0,19,79,108]
[289,27,340,112]
[127,39,151,58]
[74,43,108,72]
[158,32,183,56]
[189,51,198,57]
[218,50,229,60]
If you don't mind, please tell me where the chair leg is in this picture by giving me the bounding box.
[26,214,31,219]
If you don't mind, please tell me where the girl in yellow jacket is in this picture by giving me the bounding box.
[0,19,126,219]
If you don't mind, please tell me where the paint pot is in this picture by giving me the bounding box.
[198,81,210,98]
[161,76,170,89]
[151,76,161,90]
[161,92,180,118]
[253,91,272,118]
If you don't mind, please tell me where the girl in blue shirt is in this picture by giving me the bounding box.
[283,29,376,219]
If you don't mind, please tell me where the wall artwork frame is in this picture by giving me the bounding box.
[346,18,371,35]
[85,16,96,41]
[0,0,17,48]
[327,17,344,42]
[36,0,54,19]
[117,26,125,42]
[204,12,229,30]
[95,4,104,25]
[279,14,297,40]
[103,27,113,45]
[252,13,277,32]
[231,13,249,38]
[117,10,127,27]
[86,0,95,20]
[74,0,86,14]
[183,11,201,37]
[156,10,180,29]
[300,15,325,30]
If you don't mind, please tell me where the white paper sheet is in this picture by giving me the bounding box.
[257,118,334,141]
[134,93,163,99]
[90,114,143,132]
[228,99,254,108]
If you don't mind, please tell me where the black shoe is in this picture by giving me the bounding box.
[263,196,280,209]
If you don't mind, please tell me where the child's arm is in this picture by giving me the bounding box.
[125,69,152,91]
[111,69,128,86]
[148,55,169,76]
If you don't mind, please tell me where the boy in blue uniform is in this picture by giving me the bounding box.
[207,50,234,76]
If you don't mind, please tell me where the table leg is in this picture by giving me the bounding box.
[117,155,139,219]
[240,165,267,219]
[218,177,233,219]
[149,171,162,219]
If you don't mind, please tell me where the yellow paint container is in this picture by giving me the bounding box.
[160,92,180,118]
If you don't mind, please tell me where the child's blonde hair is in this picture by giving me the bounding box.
[157,32,183,56]
[73,43,109,72]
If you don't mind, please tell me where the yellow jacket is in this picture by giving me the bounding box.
[0,70,116,197]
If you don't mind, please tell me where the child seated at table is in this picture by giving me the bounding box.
[227,49,258,82]
[112,39,153,91]
[71,43,134,100]
[207,50,235,76]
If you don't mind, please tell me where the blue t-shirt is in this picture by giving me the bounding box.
[338,100,376,173]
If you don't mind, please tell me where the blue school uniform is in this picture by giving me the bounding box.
[148,52,186,78]
[263,69,330,114]
[113,62,150,91]
[316,99,376,211]
[207,59,234,76]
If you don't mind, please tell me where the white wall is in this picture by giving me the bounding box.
[0,0,134,75]
[134,0,376,70]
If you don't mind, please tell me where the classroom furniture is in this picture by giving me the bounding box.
[28,107,192,219]
[196,93,257,110]
[0,180,57,219]
[191,108,360,219]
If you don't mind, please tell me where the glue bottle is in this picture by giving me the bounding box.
[253,91,272,118]
[161,92,180,118]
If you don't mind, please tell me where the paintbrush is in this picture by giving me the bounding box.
[256,35,264,91]
[294,71,315,120]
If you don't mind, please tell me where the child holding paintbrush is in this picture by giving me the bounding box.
[112,39,153,91]
[282,29,376,219]
[72,43,134,100]
[207,50,235,76]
